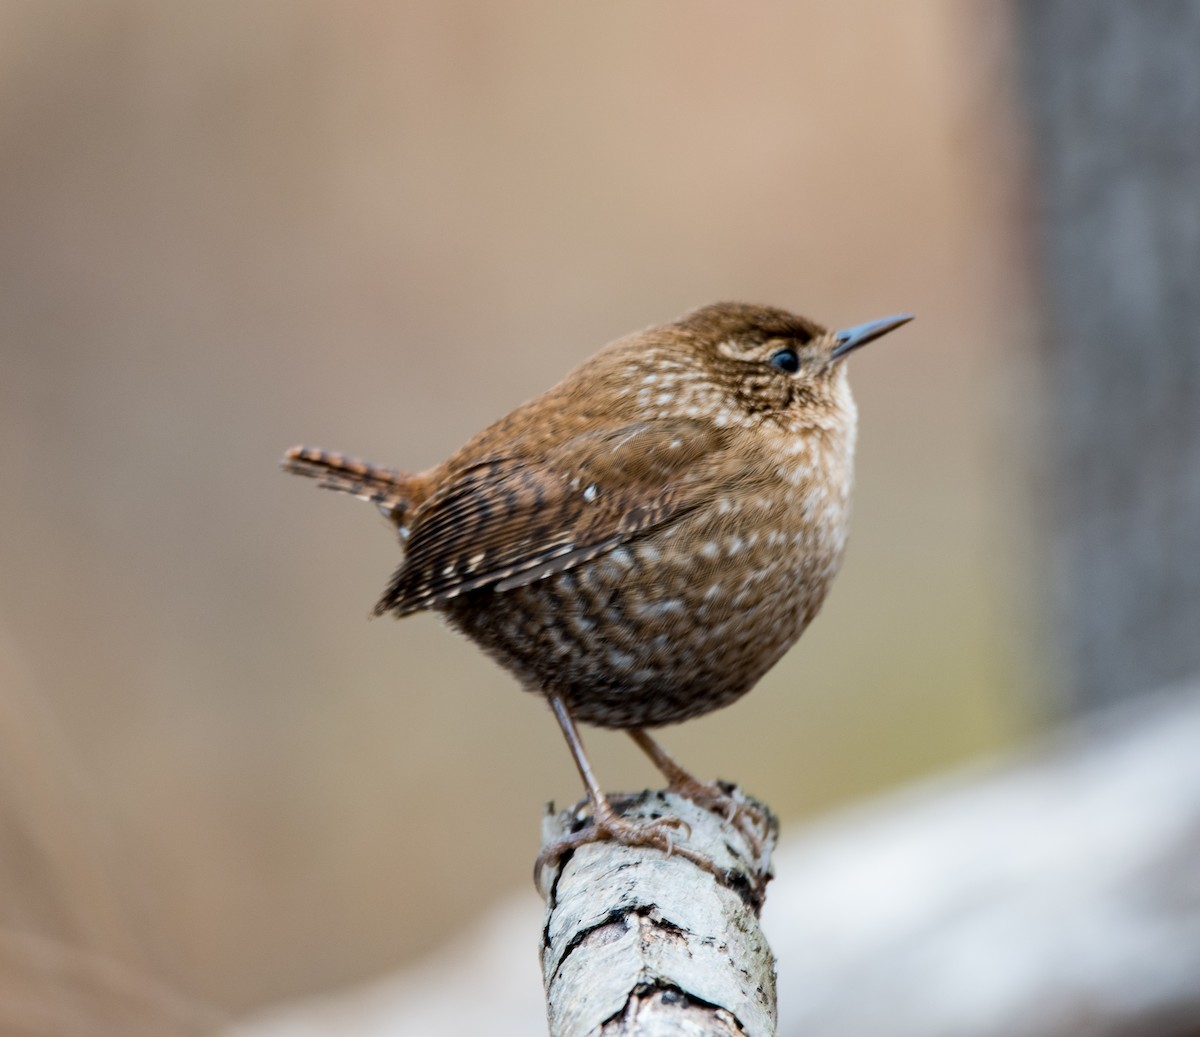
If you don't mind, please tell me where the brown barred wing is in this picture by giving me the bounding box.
[373,419,735,617]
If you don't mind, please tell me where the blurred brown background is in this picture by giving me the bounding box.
[0,1,1035,1025]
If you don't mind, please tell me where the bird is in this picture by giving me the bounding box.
[282,302,911,880]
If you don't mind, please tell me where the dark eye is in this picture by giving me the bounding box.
[769,347,800,374]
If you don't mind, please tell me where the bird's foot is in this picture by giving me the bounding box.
[667,778,771,858]
[535,800,726,890]
[624,730,771,858]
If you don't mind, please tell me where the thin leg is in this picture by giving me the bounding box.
[628,728,768,854]
[628,728,706,789]
[549,694,622,826]
[536,695,723,889]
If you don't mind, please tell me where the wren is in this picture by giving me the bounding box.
[283,302,911,880]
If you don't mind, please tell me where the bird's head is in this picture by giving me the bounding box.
[631,301,912,432]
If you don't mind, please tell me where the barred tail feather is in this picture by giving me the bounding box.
[281,445,412,525]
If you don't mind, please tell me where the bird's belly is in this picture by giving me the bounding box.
[443,511,847,729]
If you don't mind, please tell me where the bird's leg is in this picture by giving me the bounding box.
[535,695,726,887]
[628,728,769,855]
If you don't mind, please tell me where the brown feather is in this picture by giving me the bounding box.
[374,419,738,617]
[281,446,417,526]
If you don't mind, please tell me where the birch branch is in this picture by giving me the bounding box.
[538,789,778,1037]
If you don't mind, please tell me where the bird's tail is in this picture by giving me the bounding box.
[282,445,412,526]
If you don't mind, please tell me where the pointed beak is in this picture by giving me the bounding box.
[831,314,914,360]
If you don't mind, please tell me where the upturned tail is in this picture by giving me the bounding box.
[281,446,412,527]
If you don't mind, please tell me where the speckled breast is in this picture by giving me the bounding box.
[441,486,850,729]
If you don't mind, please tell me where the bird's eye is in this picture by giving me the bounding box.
[769,347,800,374]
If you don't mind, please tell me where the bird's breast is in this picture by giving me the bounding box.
[442,439,854,729]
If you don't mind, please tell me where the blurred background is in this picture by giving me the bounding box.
[2,3,1197,1035]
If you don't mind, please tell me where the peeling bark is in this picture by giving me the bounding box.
[539,790,778,1037]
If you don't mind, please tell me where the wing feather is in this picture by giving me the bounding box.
[374,419,735,616]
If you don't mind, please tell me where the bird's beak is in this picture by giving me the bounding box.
[831,314,914,360]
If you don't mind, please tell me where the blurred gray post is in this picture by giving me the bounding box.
[1017,3,1200,711]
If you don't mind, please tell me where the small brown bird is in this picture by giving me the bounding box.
[283,302,910,877]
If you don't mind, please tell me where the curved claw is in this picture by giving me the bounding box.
[652,814,691,842]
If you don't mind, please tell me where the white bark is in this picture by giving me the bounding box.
[539,790,778,1037]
